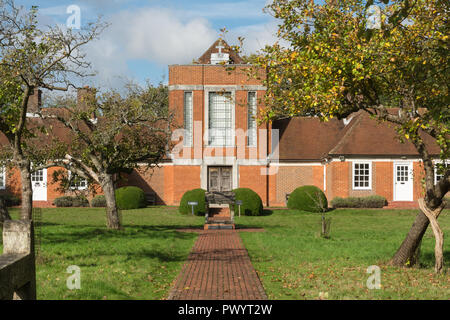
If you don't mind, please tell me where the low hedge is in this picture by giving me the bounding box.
[91,195,107,207]
[179,188,207,216]
[54,195,89,207]
[331,195,387,208]
[115,186,147,210]
[0,193,21,207]
[287,185,328,212]
[232,188,263,216]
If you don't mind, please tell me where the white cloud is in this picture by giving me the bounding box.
[117,8,217,64]
[227,20,284,56]
[34,1,284,89]
[82,7,218,87]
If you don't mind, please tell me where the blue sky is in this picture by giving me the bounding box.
[16,0,280,89]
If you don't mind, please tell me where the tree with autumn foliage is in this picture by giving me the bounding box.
[0,0,106,220]
[251,0,449,272]
[38,83,171,230]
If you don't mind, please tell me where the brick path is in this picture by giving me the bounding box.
[168,230,267,300]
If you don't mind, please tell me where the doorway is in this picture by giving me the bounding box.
[208,167,232,192]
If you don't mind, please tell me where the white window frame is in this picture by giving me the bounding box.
[68,171,88,190]
[0,166,5,190]
[352,161,372,190]
[183,91,193,147]
[434,161,449,185]
[206,91,235,147]
[247,91,257,147]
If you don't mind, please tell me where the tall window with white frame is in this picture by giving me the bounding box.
[247,92,257,147]
[353,162,372,189]
[183,91,193,147]
[208,92,233,146]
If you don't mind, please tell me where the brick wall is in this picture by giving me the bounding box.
[122,166,165,204]
[328,162,350,200]
[238,166,268,205]
[413,161,426,200]
[275,166,324,205]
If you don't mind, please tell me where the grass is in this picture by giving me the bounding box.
[1,207,204,300]
[1,206,449,300]
[235,208,450,300]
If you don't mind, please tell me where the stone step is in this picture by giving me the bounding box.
[204,223,235,230]
[207,219,233,224]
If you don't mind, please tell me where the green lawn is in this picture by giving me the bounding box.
[2,207,204,300]
[1,207,449,300]
[235,208,450,300]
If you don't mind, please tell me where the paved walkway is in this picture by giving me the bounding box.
[168,230,267,300]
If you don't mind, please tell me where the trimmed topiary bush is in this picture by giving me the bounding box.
[330,195,387,208]
[54,195,89,207]
[115,186,146,210]
[287,185,328,212]
[232,188,263,216]
[179,188,207,216]
[91,195,107,207]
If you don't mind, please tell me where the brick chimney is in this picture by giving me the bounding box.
[77,86,96,112]
[27,88,42,113]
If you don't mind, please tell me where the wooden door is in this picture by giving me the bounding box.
[208,167,232,192]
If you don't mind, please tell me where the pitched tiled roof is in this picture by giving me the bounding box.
[274,110,441,160]
[197,39,244,64]
[328,111,441,156]
[273,117,346,161]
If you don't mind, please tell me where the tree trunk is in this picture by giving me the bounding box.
[101,174,122,230]
[0,199,11,224]
[390,211,429,267]
[418,198,445,273]
[19,160,33,220]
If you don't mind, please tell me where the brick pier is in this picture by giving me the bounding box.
[168,230,267,300]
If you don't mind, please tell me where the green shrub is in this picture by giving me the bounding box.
[115,186,147,210]
[72,196,89,207]
[331,195,387,208]
[54,196,74,207]
[91,195,107,207]
[0,193,21,207]
[287,185,328,212]
[232,188,263,216]
[54,195,89,207]
[179,189,207,216]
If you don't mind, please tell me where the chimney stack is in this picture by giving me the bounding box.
[77,86,96,112]
[27,88,42,114]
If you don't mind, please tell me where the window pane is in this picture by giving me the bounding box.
[247,92,257,146]
[183,92,193,147]
[354,163,371,189]
[209,92,233,146]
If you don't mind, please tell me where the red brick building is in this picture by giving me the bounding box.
[1,39,446,207]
